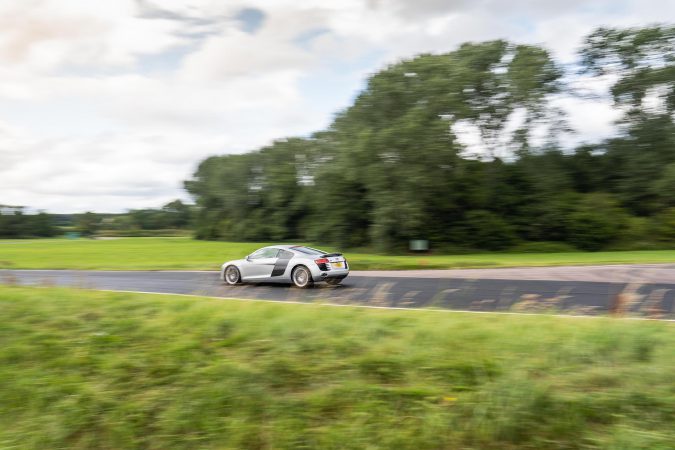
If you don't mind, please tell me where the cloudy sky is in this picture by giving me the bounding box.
[0,0,672,213]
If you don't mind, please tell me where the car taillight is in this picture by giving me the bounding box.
[315,258,329,265]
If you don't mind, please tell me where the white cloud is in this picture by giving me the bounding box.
[180,32,310,81]
[0,126,212,212]
[0,0,187,71]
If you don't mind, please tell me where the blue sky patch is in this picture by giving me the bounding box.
[236,7,266,34]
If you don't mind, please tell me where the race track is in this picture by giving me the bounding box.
[2,266,675,318]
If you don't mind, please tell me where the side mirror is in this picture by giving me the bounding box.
[246,255,252,262]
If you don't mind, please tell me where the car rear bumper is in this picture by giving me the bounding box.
[325,272,348,279]
[309,267,349,282]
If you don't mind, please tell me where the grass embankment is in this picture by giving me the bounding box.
[3,237,675,270]
[1,286,674,449]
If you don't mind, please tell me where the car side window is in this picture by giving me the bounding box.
[250,248,280,260]
[248,249,267,260]
[262,248,280,258]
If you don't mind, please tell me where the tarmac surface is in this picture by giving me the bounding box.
[355,264,675,284]
[2,266,675,318]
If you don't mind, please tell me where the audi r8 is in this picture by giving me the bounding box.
[221,245,349,288]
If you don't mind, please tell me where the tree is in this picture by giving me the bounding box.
[320,41,562,250]
[461,210,516,251]
[580,26,675,120]
[579,25,675,215]
[651,208,675,242]
[567,194,628,251]
[185,138,320,241]
[29,212,57,237]
[652,162,675,209]
[0,206,57,238]
[161,200,192,228]
[77,212,100,237]
[0,206,24,238]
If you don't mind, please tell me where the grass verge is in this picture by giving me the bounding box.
[3,237,675,270]
[1,285,674,449]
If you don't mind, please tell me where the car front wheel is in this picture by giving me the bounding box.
[224,265,241,285]
[292,265,313,288]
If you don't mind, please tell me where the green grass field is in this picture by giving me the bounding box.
[1,286,673,449]
[2,237,675,270]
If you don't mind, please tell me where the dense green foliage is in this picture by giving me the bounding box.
[121,200,193,231]
[1,286,673,449]
[5,237,675,270]
[187,26,675,251]
[76,200,194,236]
[0,206,57,238]
[0,200,194,238]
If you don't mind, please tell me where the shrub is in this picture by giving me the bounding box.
[651,207,675,242]
[508,241,578,253]
[461,210,516,251]
[567,194,629,251]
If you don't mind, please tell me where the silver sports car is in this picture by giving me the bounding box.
[220,245,349,288]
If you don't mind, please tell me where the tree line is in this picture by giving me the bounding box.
[0,206,57,238]
[0,200,193,238]
[186,25,675,251]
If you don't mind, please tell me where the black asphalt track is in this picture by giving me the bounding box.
[2,269,674,318]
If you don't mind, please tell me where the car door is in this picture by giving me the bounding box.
[241,247,280,280]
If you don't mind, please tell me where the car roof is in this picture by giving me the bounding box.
[263,245,318,251]
[259,244,300,250]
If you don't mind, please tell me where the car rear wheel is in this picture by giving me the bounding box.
[224,265,241,285]
[292,265,313,288]
[325,278,342,286]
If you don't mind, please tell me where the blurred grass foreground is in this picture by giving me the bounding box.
[4,237,675,270]
[1,286,674,449]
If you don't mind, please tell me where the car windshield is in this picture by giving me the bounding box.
[292,246,327,255]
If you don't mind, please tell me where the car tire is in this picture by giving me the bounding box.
[325,278,342,286]
[224,265,241,285]
[292,265,313,288]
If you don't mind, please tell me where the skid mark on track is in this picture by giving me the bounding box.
[398,290,421,307]
[369,282,394,307]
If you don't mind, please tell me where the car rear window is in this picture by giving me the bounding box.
[292,246,327,255]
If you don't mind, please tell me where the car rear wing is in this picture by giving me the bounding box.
[321,252,343,257]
